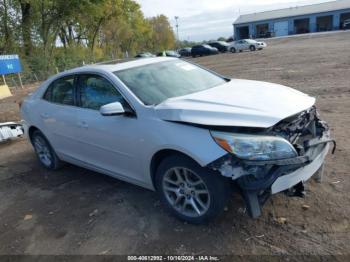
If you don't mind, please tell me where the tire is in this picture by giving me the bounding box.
[249,45,256,51]
[230,47,236,53]
[155,154,230,224]
[31,130,62,170]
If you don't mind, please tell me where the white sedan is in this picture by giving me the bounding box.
[21,57,333,223]
[229,39,267,53]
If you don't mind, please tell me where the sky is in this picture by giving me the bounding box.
[135,0,334,41]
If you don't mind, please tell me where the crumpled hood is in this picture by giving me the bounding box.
[154,79,315,128]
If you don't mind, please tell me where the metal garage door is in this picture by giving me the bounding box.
[274,21,289,37]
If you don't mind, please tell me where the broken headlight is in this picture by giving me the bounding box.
[211,131,298,161]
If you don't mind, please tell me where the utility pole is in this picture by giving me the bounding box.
[175,16,179,48]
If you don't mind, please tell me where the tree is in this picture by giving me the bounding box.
[19,0,32,55]
[0,0,16,53]
[0,0,176,79]
[149,15,175,51]
[217,36,227,42]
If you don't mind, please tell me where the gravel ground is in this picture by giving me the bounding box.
[0,31,349,257]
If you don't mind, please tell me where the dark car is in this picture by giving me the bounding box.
[156,50,181,58]
[208,41,229,52]
[191,45,219,57]
[135,52,156,58]
[178,47,192,57]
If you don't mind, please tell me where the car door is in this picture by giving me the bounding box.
[191,46,198,56]
[233,41,240,51]
[203,46,210,55]
[242,40,250,50]
[74,73,144,182]
[40,75,82,160]
[239,40,248,50]
[236,40,245,51]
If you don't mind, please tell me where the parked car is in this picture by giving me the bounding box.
[135,52,155,58]
[21,57,334,224]
[156,50,181,58]
[191,44,219,57]
[208,41,230,52]
[229,39,267,53]
[178,47,192,57]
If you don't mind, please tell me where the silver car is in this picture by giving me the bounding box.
[229,39,267,53]
[21,57,334,223]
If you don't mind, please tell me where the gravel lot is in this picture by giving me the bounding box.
[0,31,349,256]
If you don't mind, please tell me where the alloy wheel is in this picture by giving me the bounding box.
[162,167,210,217]
[33,136,52,167]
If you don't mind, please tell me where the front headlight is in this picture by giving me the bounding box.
[211,131,297,161]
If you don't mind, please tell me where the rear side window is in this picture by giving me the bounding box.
[78,75,125,110]
[44,76,75,106]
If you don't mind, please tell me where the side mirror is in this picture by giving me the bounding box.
[100,102,125,116]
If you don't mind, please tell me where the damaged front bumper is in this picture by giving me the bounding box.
[0,122,24,142]
[208,107,335,218]
[271,143,329,194]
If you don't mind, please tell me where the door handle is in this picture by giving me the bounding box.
[40,113,49,119]
[78,121,88,129]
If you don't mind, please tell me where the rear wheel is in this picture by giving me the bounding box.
[31,130,62,170]
[230,47,236,53]
[155,155,230,224]
[249,45,256,51]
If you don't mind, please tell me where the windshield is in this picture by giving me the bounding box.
[114,60,226,105]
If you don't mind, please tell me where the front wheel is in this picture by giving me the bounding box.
[230,47,236,53]
[155,155,230,224]
[249,45,256,51]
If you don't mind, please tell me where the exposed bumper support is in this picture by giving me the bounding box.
[235,143,329,218]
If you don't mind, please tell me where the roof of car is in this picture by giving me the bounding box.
[64,57,176,74]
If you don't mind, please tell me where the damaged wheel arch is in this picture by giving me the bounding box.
[150,149,206,190]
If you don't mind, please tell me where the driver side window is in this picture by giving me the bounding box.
[78,74,125,110]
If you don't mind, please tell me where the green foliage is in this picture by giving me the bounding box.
[217,36,227,41]
[0,0,176,83]
[148,15,176,51]
[177,40,200,49]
